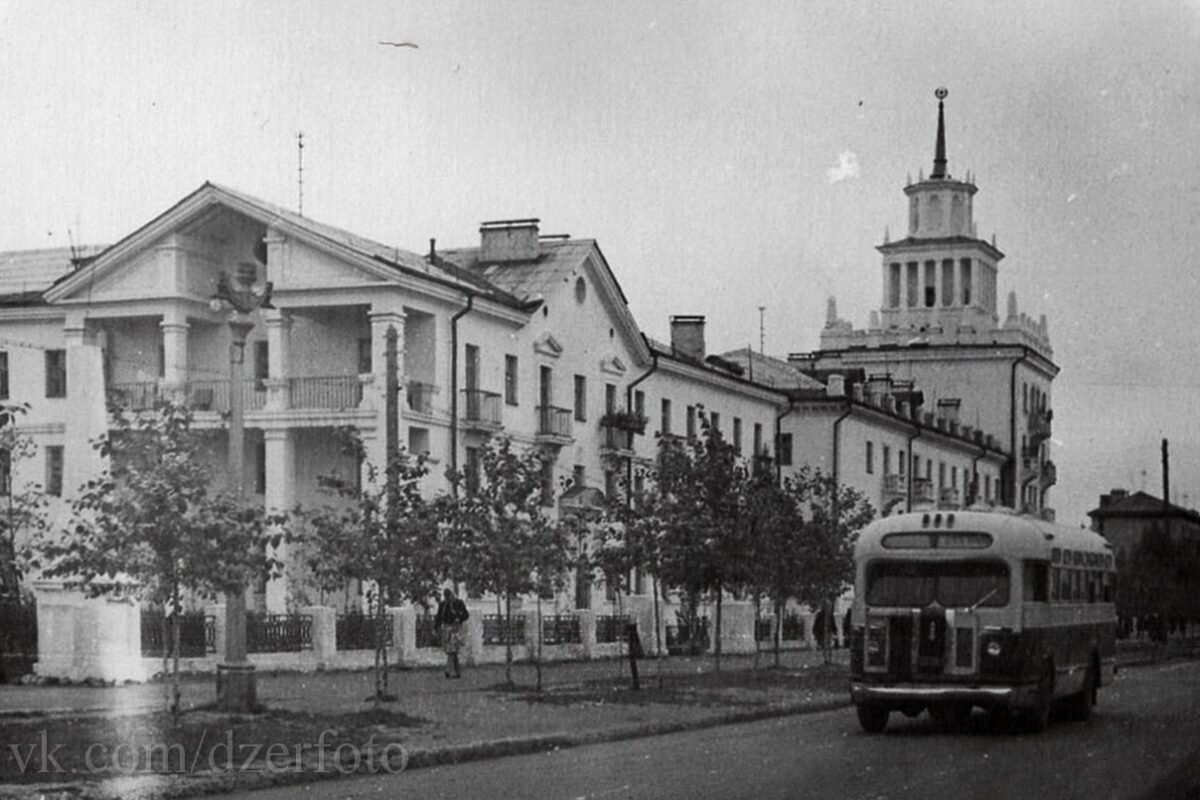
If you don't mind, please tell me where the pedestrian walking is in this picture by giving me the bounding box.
[436,588,469,678]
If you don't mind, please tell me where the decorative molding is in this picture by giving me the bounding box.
[533,332,563,358]
[599,354,627,376]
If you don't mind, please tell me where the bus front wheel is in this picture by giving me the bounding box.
[1066,659,1098,722]
[856,704,889,733]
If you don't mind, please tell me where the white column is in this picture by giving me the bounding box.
[263,309,292,411]
[368,306,405,471]
[262,428,295,614]
[160,308,189,399]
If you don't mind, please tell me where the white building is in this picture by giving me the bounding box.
[788,91,1058,515]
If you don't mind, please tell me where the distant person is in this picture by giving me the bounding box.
[436,588,470,679]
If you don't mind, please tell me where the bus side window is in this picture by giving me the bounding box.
[1023,560,1049,602]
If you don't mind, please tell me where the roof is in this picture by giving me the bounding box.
[1088,490,1200,524]
[437,238,599,305]
[717,348,826,391]
[0,246,106,302]
[877,235,1004,261]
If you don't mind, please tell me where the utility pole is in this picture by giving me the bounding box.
[758,306,766,355]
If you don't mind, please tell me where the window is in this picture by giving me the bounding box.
[960,258,972,305]
[733,418,742,454]
[777,433,793,466]
[254,341,269,387]
[710,411,720,435]
[888,263,902,308]
[465,344,480,391]
[604,469,617,500]
[0,352,8,400]
[504,355,519,405]
[634,390,645,420]
[0,449,10,496]
[45,350,66,398]
[661,398,672,435]
[574,375,587,421]
[938,462,946,489]
[686,405,697,440]
[540,458,555,506]
[358,337,372,374]
[572,464,586,489]
[984,475,991,501]
[605,383,617,414]
[906,262,919,307]
[883,445,891,475]
[1023,561,1049,602]
[46,445,64,497]
[866,560,1009,608]
[951,466,958,488]
[898,449,906,476]
[866,441,874,474]
[1023,382,1028,412]
[924,260,936,307]
[753,422,763,455]
[941,259,954,306]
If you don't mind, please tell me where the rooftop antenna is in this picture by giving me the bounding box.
[297,131,305,216]
[758,305,766,354]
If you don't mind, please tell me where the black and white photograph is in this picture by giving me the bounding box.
[1,2,1199,798]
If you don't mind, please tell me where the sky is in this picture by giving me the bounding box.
[2,0,1200,528]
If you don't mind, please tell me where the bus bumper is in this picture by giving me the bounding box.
[850,681,1041,710]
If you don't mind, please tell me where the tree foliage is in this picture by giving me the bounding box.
[0,402,49,599]
[34,402,285,716]
[442,436,572,686]
[298,430,442,701]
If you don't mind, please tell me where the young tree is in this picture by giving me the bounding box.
[0,403,49,598]
[654,412,754,670]
[442,436,571,687]
[741,475,805,668]
[784,465,875,664]
[298,430,442,703]
[34,402,285,721]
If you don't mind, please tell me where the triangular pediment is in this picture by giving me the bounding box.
[600,353,627,376]
[533,332,564,358]
[45,183,423,305]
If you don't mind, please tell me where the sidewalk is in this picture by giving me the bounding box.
[0,649,851,799]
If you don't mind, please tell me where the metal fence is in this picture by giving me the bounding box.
[482,614,526,646]
[335,612,395,651]
[595,614,630,644]
[541,614,582,645]
[246,613,313,653]
[665,617,711,655]
[754,614,805,642]
[140,609,216,658]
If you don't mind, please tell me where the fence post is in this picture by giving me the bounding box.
[304,606,335,669]
[389,606,408,666]
[463,606,483,666]
[524,609,540,662]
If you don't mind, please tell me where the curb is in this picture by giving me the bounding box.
[0,697,852,800]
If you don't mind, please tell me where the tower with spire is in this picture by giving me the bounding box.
[791,89,1059,514]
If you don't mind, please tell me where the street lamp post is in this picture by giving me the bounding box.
[211,262,272,712]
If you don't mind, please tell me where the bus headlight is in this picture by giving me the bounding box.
[985,640,1002,657]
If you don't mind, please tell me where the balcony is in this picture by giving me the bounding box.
[913,478,934,505]
[1028,408,1053,445]
[599,423,635,459]
[287,376,362,410]
[461,389,503,433]
[938,487,961,509]
[405,380,437,416]
[107,382,161,411]
[882,473,905,500]
[1039,460,1057,488]
[536,405,574,446]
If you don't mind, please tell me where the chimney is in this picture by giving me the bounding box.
[826,374,846,397]
[670,315,706,361]
[936,398,961,423]
[480,218,540,263]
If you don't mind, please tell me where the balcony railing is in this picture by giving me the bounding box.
[406,381,437,415]
[1040,460,1057,488]
[600,424,634,454]
[938,488,961,509]
[882,473,905,499]
[288,375,362,410]
[182,379,266,413]
[1028,407,1053,444]
[108,382,161,411]
[536,405,573,441]
[461,389,502,430]
[913,478,934,504]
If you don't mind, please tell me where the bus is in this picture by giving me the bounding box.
[849,508,1117,733]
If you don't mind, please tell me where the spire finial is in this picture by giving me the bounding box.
[931,87,948,179]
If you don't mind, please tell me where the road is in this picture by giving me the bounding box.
[234,660,1200,800]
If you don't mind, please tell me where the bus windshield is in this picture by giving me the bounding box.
[865,560,1010,608]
